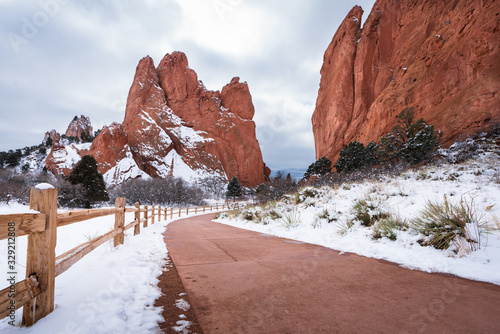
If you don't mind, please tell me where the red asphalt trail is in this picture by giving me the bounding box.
[163,213,500,334]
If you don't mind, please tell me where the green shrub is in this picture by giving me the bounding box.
[215,212,228,219]
[351,197,389,227]
[313,208,338,228]
[268,210,282,220]
[281,210,301,229]
[373,216,407,241]
[317,208,337,223]
[242,210,254,221]
[412,196,486,255]
[304,156,332,180]
[336,219,355,236]
[379,108,439,164]
[335,141,379,173]
[295,187,319,204]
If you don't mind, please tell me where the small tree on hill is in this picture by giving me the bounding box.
[304,156,332,180]
[68,155,109,208]
[226,176,242,201]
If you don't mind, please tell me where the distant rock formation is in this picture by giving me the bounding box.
[65,115,93,141]
[42,130,60,146]
[44,52,270,187]
[312,0,500,163]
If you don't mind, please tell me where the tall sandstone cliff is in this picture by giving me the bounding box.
[312,0,500,164]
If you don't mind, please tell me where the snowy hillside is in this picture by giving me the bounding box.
[216,147,500,285]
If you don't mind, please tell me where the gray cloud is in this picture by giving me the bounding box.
[0,0,375,170]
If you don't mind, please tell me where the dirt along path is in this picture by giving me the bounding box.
[161,213,500,334]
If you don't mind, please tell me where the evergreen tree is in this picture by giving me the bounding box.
[335,141,379,173]
[68,155,109,208]
[304,156,332,180]
[379,108,439,164]
[226,176,242,201]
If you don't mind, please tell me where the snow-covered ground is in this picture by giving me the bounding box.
[216,152,500,285]
[0,204,215,333]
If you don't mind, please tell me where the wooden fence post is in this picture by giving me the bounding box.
[170,207,173,219]
[144,205,148,228]
[134,202,140,236]
[164,207,167,220]
[178,208,181,217]
[22,186,58,326]
[195,207,197,214]
[114,197,126,247]
[186,207,189,215]
[151,205,155,225]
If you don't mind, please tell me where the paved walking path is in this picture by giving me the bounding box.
[163,213,500,333]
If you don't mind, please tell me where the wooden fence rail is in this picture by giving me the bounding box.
[0,186,241,325]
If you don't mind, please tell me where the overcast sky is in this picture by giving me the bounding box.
[0,0,376,171]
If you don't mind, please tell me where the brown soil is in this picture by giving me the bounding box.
[154,252,203,334]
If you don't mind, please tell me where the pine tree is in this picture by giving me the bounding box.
[379,108,439,164]
[226,176,242,201]
[68,155,109,208]
[335,141,379,173]
[304,156,332,180]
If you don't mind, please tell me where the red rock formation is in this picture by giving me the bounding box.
[312,0,500,164]
[43,130,61,146]
[123,52,269,186]
[45,142,88,176]
[65,115,93,141]
[42,52,269,186]
[87,123,129,175]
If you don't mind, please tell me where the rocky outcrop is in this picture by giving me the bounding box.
[312,0,500,164]
[42,52,269,186]
[87,123,129,174]
[42,130,61,146]
[87,123,150,186]
[122,52,270,186]
[65,115,93,141]
[45,142,90,176]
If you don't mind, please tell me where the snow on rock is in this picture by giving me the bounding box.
[103,150,151,186]
[45,142,90,176]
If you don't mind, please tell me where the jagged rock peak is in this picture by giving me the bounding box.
[65,115,93,141]
[121,51,269,186]
[43,130,60,146]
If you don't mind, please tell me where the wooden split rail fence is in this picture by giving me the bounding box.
[0,186,239,326]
